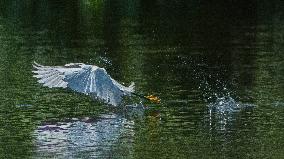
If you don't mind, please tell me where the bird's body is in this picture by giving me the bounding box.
[33,62,135,106]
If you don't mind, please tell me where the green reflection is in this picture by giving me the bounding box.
[0,0,283,158]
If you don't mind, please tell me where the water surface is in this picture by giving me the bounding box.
[0,1,284,158]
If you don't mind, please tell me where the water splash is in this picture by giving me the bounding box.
[98,56,112,66]
[193,62,255,131]
[205,94,256,133]
[208,96,241,116]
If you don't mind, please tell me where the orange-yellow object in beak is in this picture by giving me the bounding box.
[145,95,161,104]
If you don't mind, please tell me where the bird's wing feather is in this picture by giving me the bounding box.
[64,65,96,94]
[32,62,76,88]
[33,62,135,106]
[64,66,135,106]
[62,65,135,95]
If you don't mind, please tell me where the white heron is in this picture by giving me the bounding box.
[32,62,160,106]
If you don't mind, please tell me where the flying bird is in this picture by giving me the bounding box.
[32,62,135,106]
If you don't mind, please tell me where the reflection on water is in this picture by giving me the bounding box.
[34,113,135,158]
[0,0,284,158]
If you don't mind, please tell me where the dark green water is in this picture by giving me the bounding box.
[0,1,284,158]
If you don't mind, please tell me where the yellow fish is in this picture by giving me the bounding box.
[145,95,161,104]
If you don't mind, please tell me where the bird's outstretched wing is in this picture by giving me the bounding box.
[32,62,69,88]
[33,62,135,106]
